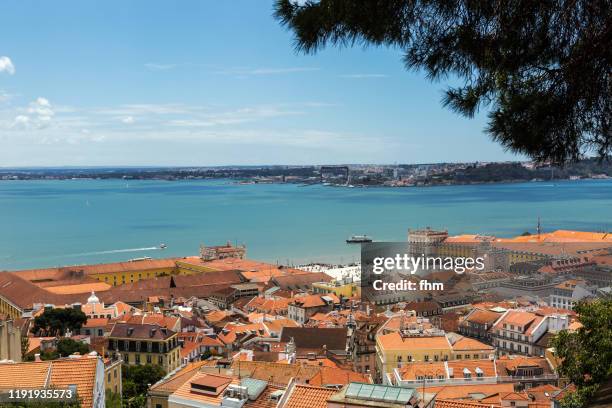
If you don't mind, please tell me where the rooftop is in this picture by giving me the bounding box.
[109,322,175,340]
[283,384,337,408]
[377,332,451,351]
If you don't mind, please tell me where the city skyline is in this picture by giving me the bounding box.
[0,0,522,167]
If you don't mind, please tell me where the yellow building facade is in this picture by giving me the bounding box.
[108,324,182,374]
[375,332,453,380]
[312,281,360,298]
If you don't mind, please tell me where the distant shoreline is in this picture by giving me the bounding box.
[1,159,610,187]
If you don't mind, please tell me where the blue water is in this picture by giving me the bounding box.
[0,179,611,270]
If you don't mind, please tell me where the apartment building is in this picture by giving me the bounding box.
[108,323,181,373]
[549,279,596,310]
[287,293,340,324]
[376,332,452,383]
[491,310,569,356]
[458,308,504,342]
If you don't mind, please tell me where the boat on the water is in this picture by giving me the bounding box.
[159,243,167,249]
[346,235,373,243]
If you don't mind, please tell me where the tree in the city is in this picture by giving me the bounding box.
[32,308,87,337]
[551,296,612,407]
[274,0,611,164]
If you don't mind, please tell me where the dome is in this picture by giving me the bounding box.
[87,291,100,304]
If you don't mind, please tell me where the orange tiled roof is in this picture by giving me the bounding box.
[245,385,285,408]
[493,310,544,335]
[0,357,100,408]
[284,384,337,408]
[495,356,553,376]
[289,293,340,308]
[13,258,180,279]
[263,318,299,334]
[377,332,451,351]
[0,361,51,388]
[382,315,434,332]
[180,341,200,358]
[170,372,238,405]
[230,361,320,386]
[399,362,446,380]
[218,322,269,345]
[447,359,497,377]
[307,367,371,386]
[150,361,218,394]
[49,358,99,408]
[451,336,495,352]
[435,399,500,408]
[45,282,112,294]
[464,309,502,325]
[83,317,109,328]
[423,383,514,399]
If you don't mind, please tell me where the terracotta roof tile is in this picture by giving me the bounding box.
[435,399,500,408]
[284,384,337,408]
[377,332,451,351]
[424,383,514,400]
[0,357,100,408]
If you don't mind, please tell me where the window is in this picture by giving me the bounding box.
[135,354,141,364]
[473,354,479,359]
[158,355,163,364]
[424,355,429,362]
[147,355,152,364]
[457,354,462,359]
[107,373,111,382]
[123,354,129,363]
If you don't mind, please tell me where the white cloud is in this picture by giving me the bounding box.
[121,116,135,124]
[12,115,30,127]
[9,97,55,129]
[341,73,388,79]
[28,97,54,119]
[0,56,15,75]
[213,67,319,76]
[144,63,177,71]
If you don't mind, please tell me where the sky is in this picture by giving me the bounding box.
[0,1,521,167]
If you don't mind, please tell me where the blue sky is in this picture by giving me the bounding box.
[0,0,520,166]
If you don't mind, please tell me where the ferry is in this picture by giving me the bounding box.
[346,235,373,243]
